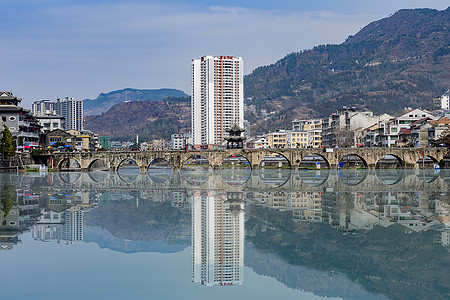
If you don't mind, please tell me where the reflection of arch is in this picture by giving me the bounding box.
[298,169,330,186]
[88,171,110,183]
[375,169,405,185]
[88,159,109,171]
[417,169,440,183]
[260,152,291,169]
[181,169,213,186]
[218,168,252,187]
[299,153,330,169]
[257,169,291,188]
[221,154,252,169]
[376,154,404,169]
[58,158,81,171]
[57,172,81,184]
[117,170,138,183]
[338,154,367,169]
[338,169,369,186]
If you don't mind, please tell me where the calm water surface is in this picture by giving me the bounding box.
[0,169,449,300]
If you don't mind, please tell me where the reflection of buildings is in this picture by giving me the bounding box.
[0,190,40,250]
[32,207,85,244]
[249,191,323,223]
[192,191,244,286]
[246,189,449,240]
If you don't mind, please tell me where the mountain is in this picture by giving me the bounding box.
[244,8,450,133]
[83,88,188,116]
[84,97,190,141]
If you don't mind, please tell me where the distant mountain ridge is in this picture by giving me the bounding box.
[84,96,190,141]
[83,88,188,116]
[244,7,450,133]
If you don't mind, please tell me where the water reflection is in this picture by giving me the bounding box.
[1,170,449,300]
[192,191,244,286]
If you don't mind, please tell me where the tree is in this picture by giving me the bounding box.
[1,125,15,157]
[336,129,354,148]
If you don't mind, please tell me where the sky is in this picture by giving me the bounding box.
[0,0,448,107]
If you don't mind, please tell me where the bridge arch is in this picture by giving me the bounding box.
[298,153,330,169]
[376,154,404,169]
[181,155,213,169]
[416,155,439,169]
[116,157,140,172]
[259,151,292,169]
[338,154,368,169]
[57,157,81,171]
[220,153,252,169]
[87,159,109,171]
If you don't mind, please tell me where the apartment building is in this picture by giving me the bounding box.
[191,55,244,146]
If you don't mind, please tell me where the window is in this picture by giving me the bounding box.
[9,116,16,121]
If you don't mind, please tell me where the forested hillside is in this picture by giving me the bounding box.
[244,8,450,133]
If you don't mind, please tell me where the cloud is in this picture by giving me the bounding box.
[0,1,447,105]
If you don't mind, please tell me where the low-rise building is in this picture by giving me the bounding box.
[98,136,111,150]
[246,136,268,149]
[268,131,288,148]
[171,134,185,150]
[292,119,322,148]
[66,130,97,150]
[289,131,309,148]
[378,109,437,147]
[45,129,75,149]
[322,107,390,148]
[0,91,41,149]
[35,115,65,133]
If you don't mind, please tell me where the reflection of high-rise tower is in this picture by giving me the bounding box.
[60,209,83,244]
[192,191,244,286]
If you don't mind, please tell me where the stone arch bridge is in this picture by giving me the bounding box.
[40,148,448,171]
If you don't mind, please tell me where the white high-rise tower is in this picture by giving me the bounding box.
[191,55,244,146]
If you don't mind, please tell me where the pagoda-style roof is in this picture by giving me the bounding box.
[225,123,245,133]
[0,91,22,106]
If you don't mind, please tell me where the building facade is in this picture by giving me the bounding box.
[191,55,244,146]
[0,91,41,149]
[32,99,57,116]
[171,134,186,150]
[57,97,83,131]
[35,115,65,133]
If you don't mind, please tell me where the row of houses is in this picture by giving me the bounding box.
[246,107,449,149]
[1,91,101,152]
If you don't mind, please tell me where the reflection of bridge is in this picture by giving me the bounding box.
[6,169,449,193]
[40,148,448,171]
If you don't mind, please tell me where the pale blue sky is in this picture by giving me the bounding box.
[0,0,448,107]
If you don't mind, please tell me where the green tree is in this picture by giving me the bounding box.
[0,125,15,157]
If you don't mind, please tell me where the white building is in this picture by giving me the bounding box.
[57,97,83,131]
[436,90,449,110]
[191,55,244,146]
[192,191,244,286]
[32,99,57,116]
[36,115,65,133]
[171,134,186,150]
[378,108,437,147]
